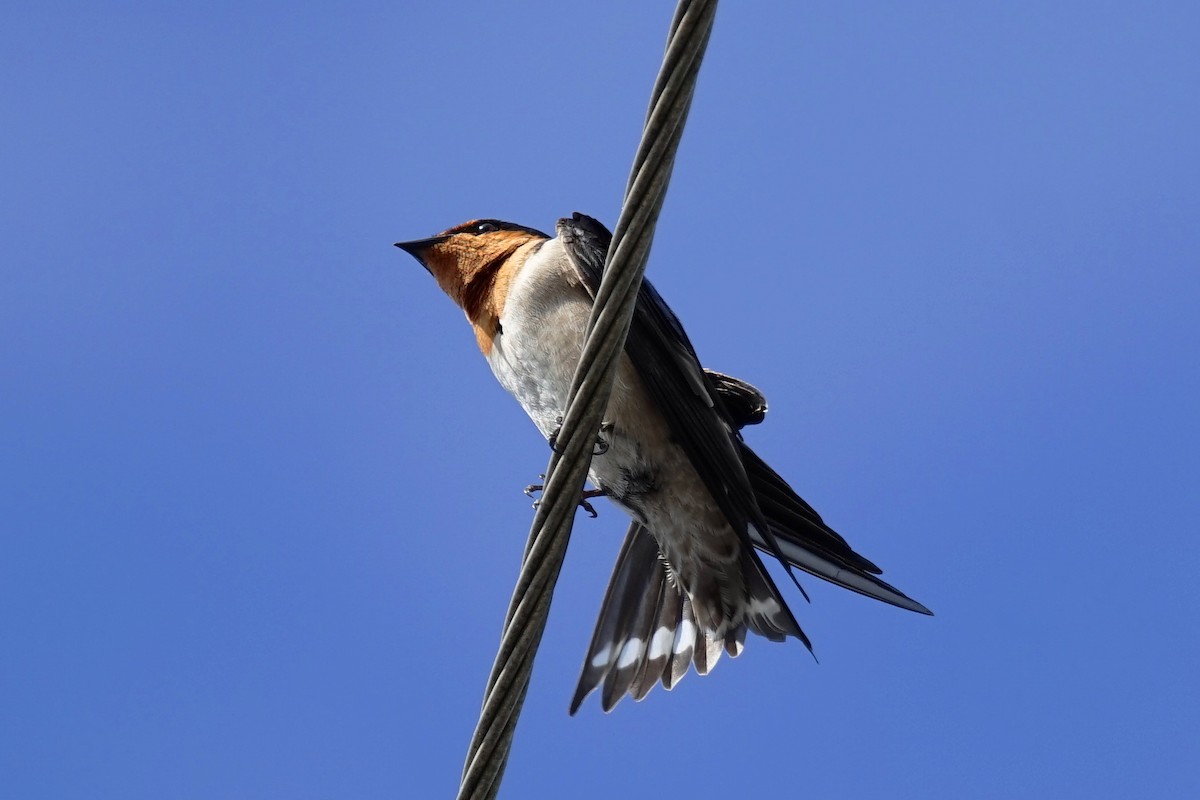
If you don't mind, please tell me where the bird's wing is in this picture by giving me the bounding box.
[705,367,928,611]
[558,212,931,616]
[703,369,767,428]
[556,213,803,610]
[740,444,932,614]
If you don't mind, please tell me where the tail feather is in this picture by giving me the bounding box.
[571,523,752,714]
[571,373,930,712]
[664,595,697,691]
[597,536,663,711]
[741,541,812,651]
[630,575,681,700]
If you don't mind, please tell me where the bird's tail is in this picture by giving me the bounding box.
[571,522,809,714]
[571,523,749,714]
[739,533,812,648]
[571,370,931,713]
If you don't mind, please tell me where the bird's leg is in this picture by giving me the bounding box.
[547,416,566,453]
[523,474,547,499]
[547,417,616,457]
[593,421,615,455]
[524,477,607,519]
[577,487,607,518]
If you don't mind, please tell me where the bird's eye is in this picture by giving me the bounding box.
[475,222,498,234]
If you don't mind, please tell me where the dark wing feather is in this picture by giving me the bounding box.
[741,445,932,614]
[557,213,806,637]
[558,212,931,616]
[704,369,767,428]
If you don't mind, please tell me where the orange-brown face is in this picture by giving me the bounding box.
[396,219,549,353]
[397,220,546,306]
[427,223,540,301]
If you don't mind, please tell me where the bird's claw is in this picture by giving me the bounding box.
[594,421,614,455]
[522,478,606,519]
[579,487,606,518]
[548,417,615,456]
[524,474,547,499]
[547,416,566,453]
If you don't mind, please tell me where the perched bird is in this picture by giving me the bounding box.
[396,212,930,713]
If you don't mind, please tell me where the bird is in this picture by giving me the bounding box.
[395,212,931,713]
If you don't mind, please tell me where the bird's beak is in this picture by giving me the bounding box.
[394,234,450,273]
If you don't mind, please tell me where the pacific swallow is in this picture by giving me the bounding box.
[396,212,931,713]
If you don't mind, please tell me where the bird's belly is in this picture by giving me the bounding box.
[488,294,591,441]
[488,293,726,541]
[488,282,744,631]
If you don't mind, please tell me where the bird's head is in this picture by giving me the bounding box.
[395,219,549,311]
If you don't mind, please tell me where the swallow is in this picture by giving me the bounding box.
[395,213,931,713]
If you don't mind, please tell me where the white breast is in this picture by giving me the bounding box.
[484,237,673,509]
[485,236,741,612]
[487,237,593,439]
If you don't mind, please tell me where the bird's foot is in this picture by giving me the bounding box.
[576,487,607,518]
[547,417,566,453]
[547,417,615,456]
[523,475,547,499]
[524,478,606,519]
[594,421,614,455]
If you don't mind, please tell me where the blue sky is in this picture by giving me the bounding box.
[3,2,1198,798]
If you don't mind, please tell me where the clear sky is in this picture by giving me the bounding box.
[3,2,1198,798]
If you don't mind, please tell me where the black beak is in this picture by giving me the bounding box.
[394,235,450,255]
[394,234,450,273]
